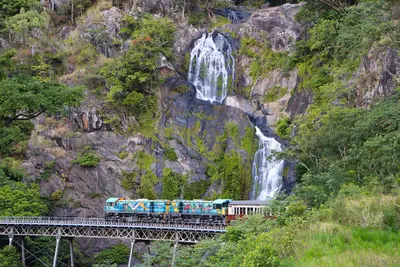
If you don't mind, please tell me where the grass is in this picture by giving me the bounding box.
[284,225,400,267]
[211,15,231,30]
[264,86,288,102]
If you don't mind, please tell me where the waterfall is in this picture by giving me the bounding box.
[251,127,284,200]
[188,32,235,104]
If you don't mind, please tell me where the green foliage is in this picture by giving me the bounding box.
[101,14,175,113]
[0,50,17,80]
[117,151,129,159]
[183,180,211,199]
[241,126,257,155]
[0,0,39,23]
[139,242,173,267]
[0,75,83,123]
[284,226,400,267]
[4,8,50,45]
[290,1,398,105]
[0,246,22,267]
[239,38,290,82]
[137,171,158,199]
[211,15,231,29]
[76,43,98,66]
[72,147,101,167]
[121,152,159,197]
[41,160,56,180]
[0,157,25,183]
[0,182,48,216]
[264,86,288,102]
[285,98,400,202]
[164,146,178,161]
[135,151,156,171]
[0,67,81,157]
[161,168,187,199]
[93,244,130,265]
[207,150,248,199]
[121,172,137,191]
[188,11,208,26]
[275,117,291,140]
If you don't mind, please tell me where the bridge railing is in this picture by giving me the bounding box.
[0,217,227,230]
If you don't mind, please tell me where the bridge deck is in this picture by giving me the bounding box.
[0,217,226,243]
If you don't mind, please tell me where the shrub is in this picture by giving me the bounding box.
[121,172,137,191]
[72,151,100,167]
[164,146,178,162]
[93,244,130,265]
[161,168,187,199]
[51,189,63,201]
[275,117,291,140]
[117,151,129,159]
[264,86,288,102]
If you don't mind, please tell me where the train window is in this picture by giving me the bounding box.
[216,204,222,209]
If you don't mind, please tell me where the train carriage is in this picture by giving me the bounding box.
[227,199,273,222]
[105,197,272,225]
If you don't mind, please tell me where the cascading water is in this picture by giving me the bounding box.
[251,127,285,200]
[188,32,235,104]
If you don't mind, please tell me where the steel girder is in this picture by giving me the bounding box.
[0,225,220,243]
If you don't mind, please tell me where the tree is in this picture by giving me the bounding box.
[4,8,50,51]
[93,244,130,265]
[0,246,22,267]
[101,14,175,109]
[0,0,39,22]
[161,168,187,199]
[0,182,48,216]
[137,172,158,199]
[0,75,83,124]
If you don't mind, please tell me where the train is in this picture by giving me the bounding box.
[104,198,272,225]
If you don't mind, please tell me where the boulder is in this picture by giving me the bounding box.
[240,3,304,51]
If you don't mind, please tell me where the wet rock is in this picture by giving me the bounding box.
[158,78,255,188]
[212,8,252,23]
[224,95,257,117]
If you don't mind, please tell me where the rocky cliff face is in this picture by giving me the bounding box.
[351,47,400,108]
[21,1,400,255]
[25,1,306,213]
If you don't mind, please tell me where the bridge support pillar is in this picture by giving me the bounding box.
[8,227,14,247]
[128,231,136,267]
[69,238,74,267]
[53,228,61,267]
[171,232,179,267]
[21,237,26,266]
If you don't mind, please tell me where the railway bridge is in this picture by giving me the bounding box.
[0,217,226,267]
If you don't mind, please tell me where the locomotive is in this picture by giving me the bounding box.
[104,198,271,225]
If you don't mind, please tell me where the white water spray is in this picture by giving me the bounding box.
[251,127,284,200]
[188,32,234,103]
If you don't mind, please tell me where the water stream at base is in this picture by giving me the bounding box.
[188,32,234,104]
[251,127,285,200]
